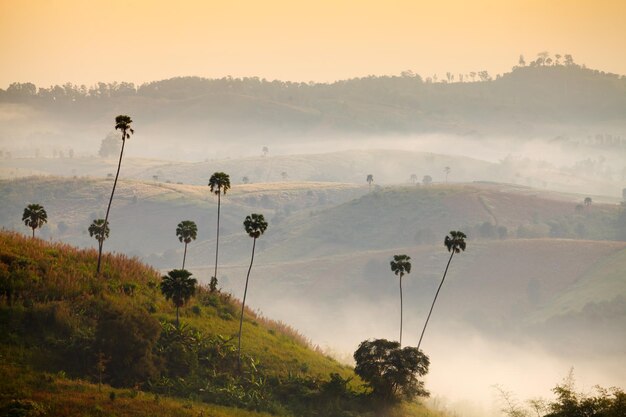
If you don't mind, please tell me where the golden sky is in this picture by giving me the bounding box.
[1,0,625,87]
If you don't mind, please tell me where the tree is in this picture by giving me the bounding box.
[444,166,451,183]
[418,231,467,349]
[237,213,268,367]
[208,172,231,291]
[366,174,374,191]
[262,146,269,157]
[354,339,429,402]
[519,55,526,67]
[422,175,433,186]
[390,254,411,346]
[176,220,198,269]
[22,204,47,238]
[242,176,250,184]
[409,174,417,184]
[584,197,592,207]
[98,132,121,158]
[98,115,134,274]
[160,269,197,327]
[89,219,110,272]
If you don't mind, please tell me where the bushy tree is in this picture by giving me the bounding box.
[354,339,429,402]
[22,204,47,238]
[160,269,197,327]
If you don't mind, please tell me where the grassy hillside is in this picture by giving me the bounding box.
[0,231,448,417]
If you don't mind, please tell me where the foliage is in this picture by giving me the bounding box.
[175,220,197,244]
[354,339,429,403]
[160,269,197,326]
[88,218,110,243]
[22,204,47,237]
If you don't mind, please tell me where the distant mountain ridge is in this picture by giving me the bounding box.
[2,64,625,140]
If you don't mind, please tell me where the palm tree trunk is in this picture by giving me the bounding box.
[399,273,403,347]
[176,305,180,328]
[98,137,126,274]
[182,242,188,269]
[214,192,221,281]
[237,237,256,370]
[32,228,35,238]
[97,240,103,274]
[417,250,455,350]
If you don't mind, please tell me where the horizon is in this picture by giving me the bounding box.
[2,0,626,88]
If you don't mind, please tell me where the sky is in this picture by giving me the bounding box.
[1,0,625,88]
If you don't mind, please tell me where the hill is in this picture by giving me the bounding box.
[0,231,447,417]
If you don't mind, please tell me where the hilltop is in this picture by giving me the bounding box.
[0,231,448,417]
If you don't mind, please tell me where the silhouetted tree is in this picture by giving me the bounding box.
[444,166,451,183]
[422,175,433,186]
[89,219,110,272]
[410,174,417,184]
[367,174,374,191]
[418,231,467,349]
[22,203,47,238]
[390,254,411,346]
[176,220,198,269]
[584,197,592,207]
[237,213,268,367]
[262,146,269,157]
[354,339,429,402]
[98,115,133,274]
[242,176,250,184]
[518,55,526,67]
[160,269,197,327]
[208,172,230,291]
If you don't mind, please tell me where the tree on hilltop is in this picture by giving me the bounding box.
[160,269,197,327]
[208,172,230,291]
[97,115,134,274]
[22,204,47,238]
[176,220,197,269]
[390,254,411,346]
[418,230,467,349]
[237,213,268,368]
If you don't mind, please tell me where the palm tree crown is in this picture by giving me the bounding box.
[22,204,48,237]
[88,219,110,243]
[176,220,198,244]
[244,213,268,238]
[209,172,231,195]
[444,231,467,253]
[160,269,197,327]
[115,115,134,140]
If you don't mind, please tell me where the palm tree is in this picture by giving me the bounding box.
[98,115,134,274]
[160,269,197,327]
[366,174,374,191]
[237,213,268,367]
[88,219,110,273]
[410,174,418,184]
[390,254,411,347]
[584,197,592,207]
[22,204,47,238]
[208,172,231,291]
[417,231,467,350]
[176,220,198,269]
[444,166,451,183]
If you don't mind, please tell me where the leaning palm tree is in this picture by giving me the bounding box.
[237,213,268,367]
[160,269,197,327]
[390,254,411,347]
[176,220,198,269]
[88,219,110,273]
[417,231,467,350]
[22,204,48,238]
[208,172,231,290]
[97,115,134,274]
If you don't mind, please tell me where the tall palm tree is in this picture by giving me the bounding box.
[366,174,374,191]
[160,269,197,327]
[88,219,110,273]
[390,254,411,347]
[237,213,268,367]
[98,115,134,274]
[208,172,231,291]
[176,220,198,269]
[417,231,467,350]
[22,204,48,238]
